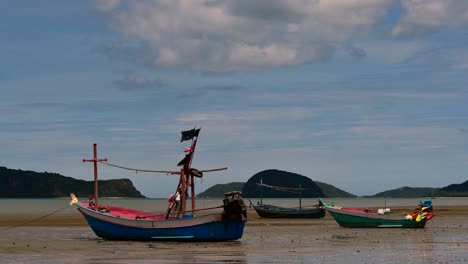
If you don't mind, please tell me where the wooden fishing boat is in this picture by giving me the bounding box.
[323,199,435,228]
[253,203,325,218]
[72,128,247,241]
[252,181,326,218]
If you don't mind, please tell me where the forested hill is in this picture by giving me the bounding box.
[0,166,145,198]
[314,181,356,198]
[242,169,325,198]
[197,182,245,198]
[434,180,468,197]
[197,179,355,198]
[369,186,439,198]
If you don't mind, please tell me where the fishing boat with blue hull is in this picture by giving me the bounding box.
[72,128,247,241]
[75,192,245,241]
[323,199,435,228]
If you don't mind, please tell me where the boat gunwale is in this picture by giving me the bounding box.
[325,206,411,221]
[253,204,323,212]
[76,203,229,229]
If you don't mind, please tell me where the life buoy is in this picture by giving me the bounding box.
[189,168,203,178]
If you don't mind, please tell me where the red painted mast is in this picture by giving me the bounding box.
[83,143,107,209]
[188,139,198,212]
[179,129,199,214]
[182,138,197,214]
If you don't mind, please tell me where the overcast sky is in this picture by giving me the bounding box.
[1,0,468,197]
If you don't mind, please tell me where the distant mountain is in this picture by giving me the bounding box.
[315,181,356,198]
[0,166,145,198]
[196,170,356,198]
[197,182,245,198]
[370,186,439,198]
[433,180,468,197]
[242,169,325,198]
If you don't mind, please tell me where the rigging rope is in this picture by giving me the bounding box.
[257,184,302,194]
[256,183,313,194]
[0,205,70,232]
[98,161,180,174]
[99,161,226,174]
[257,183,306,192]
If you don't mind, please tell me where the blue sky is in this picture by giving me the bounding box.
[1,0,468,198]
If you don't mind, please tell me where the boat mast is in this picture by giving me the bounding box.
[299,184,302,210]
[188,138,198,212]
[83,143,107,209]
[179,128,200,214]
[186,136,198,211]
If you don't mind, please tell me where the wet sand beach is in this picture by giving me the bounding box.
[1,204,468,263]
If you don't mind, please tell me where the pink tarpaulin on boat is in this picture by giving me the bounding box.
[79,202,166,220]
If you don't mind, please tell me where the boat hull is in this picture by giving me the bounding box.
[77,204,245,241]
[326,207,427,228]
[253,204,326,218]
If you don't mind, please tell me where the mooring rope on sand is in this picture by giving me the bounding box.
[246,215,295,235]
[0,205,71,232]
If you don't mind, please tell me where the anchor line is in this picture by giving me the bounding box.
[0,205,70,232]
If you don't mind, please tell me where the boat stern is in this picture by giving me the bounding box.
[222,191,247,222]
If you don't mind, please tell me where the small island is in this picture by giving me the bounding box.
[198,169,356,198]
[0,166,144,198]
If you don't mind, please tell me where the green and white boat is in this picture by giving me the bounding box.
[323,199,435,228]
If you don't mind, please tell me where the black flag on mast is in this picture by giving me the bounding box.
[177,154,190,166]
[180,128,201,142]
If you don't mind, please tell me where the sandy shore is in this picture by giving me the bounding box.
[1,206,467,263]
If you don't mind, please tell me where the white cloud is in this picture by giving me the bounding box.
[175,113,228,123]
[96,0,392,71]
[393,0,468,37]
[113,75,163,91]
[175,107,314,124]
[381,91,463,100]
[228,44,299,67]
[399,144,447,151]
[361,41,424,63]
[90,0,468,71]
[95,0,121,11]
[447,50,468,70]
[347,125,463,151]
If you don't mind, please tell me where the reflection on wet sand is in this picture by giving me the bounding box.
[143,241,247,263]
